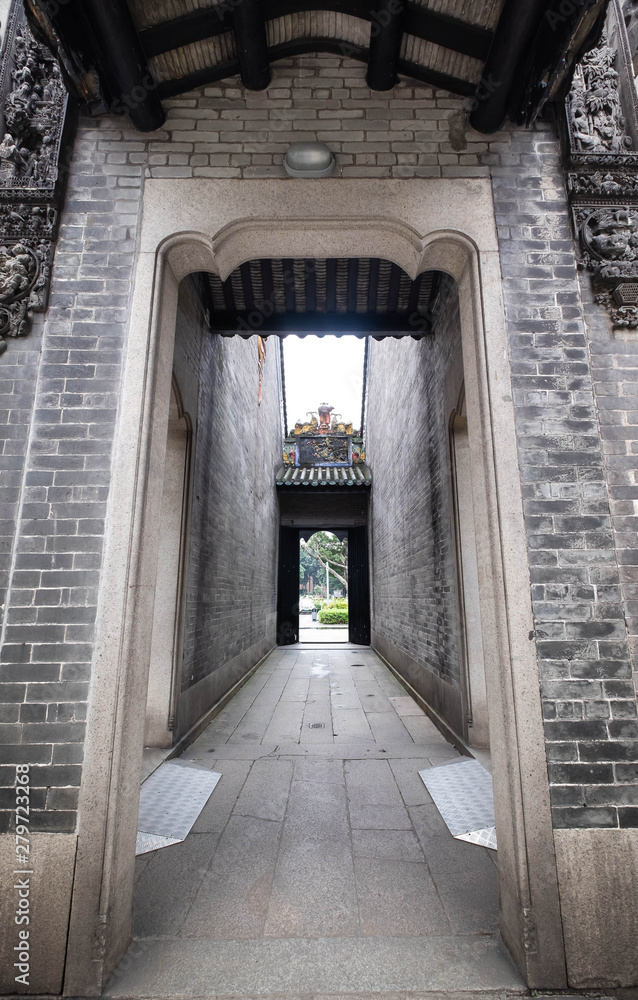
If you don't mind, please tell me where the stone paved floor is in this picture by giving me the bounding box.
[104,647,524,997]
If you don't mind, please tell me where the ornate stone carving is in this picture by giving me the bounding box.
[0,18,67,192]
[0,0,70,356]
[0,200,56,236]
[593,287,638,327]
[565,22,638,330]
[567,30,632,154]
[577,206,638,278]
[0,238,52,340]
[298,435,350,466]
[568,169,638,197]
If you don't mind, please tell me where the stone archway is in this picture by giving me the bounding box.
[61,179,566,994]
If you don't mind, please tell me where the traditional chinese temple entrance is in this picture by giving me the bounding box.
[276,403,372,646]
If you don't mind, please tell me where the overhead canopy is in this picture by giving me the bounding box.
[25,0,609,134]
[201,257,441,337]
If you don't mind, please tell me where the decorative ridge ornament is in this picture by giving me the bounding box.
[0,0,72,356]
[564,16,638,329]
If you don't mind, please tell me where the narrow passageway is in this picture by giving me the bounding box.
[106,648,523,997]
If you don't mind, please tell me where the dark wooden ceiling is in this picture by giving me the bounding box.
[25,0,609,133]
[200,257,441,336]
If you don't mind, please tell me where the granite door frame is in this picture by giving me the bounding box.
[62,178,567,993]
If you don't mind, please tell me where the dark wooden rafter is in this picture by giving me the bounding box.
[27,0,609,133]
[153,40,476,102]
[233,0,271,90]
[469,0,608,132]
[365,0,406,92]
[26,0,165,132]
[138,0,493,61]
[469,0,550,132]
[203,256,438,337]
[515,0,607,127]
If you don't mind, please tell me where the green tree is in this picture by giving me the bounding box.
[300,545,325,589]
[300,532,348,593]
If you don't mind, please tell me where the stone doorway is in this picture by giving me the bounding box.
[62,181,565,994]
[278,526,371,647]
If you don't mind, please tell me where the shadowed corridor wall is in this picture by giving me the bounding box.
[366,276,468,740]
[169,276,283,739]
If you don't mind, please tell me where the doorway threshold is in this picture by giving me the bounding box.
[282,642,371,650]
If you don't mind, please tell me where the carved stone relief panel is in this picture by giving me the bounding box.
[567,30,633,154]
[0,0,71,355]
[565,13,638,330]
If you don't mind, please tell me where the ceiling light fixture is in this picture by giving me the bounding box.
[284,141,336,177]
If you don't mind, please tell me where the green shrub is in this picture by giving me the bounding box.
[321,598,348,609]
[318,608,349,624]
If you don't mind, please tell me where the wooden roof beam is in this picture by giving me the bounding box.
[138,1,492,61]
[365,0,405,91]
[26,0,166,132]
[469,0,607,132]
[469,0,550,132]
[233,0,271,90]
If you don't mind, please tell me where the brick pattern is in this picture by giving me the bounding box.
[485,119,638,829]
[145,56,487,180]
[580,278,638,689]
[173,277,281,695]
[0,124,140,832]
[0,51,636,831]
[366,276,463,692]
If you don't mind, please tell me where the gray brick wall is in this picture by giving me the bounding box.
[0,127,140,832]
[0,51,636,832]
[366,275,463,693]
[484,116,638,830]
[173,276,282,696]
[579,275,638,744]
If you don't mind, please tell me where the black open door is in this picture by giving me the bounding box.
[277,526,300,644]
[348,525,370,644]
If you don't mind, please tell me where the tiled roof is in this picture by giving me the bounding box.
[276,465,371,487]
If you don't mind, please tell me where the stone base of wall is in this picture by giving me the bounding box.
[554,828,638,987]
[371,629,465,742]
[0,833,76,994]
[176,629,277,741]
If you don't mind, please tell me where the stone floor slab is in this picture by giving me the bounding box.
[264,837,359,938]
[133,833,220,937]
[353,857,451,937]
[118,649,506,999]
[179,815,281,939]
[351,828,424,863]
[104,937,523,995]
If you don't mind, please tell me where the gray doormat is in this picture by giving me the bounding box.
[419,758,497,850]
[136,759,221,855]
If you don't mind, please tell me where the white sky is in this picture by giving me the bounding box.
[282,335,365,433]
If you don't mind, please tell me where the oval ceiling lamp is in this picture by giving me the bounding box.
[284,141,336,177]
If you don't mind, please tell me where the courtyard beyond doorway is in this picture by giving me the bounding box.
[106,647,522,997]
